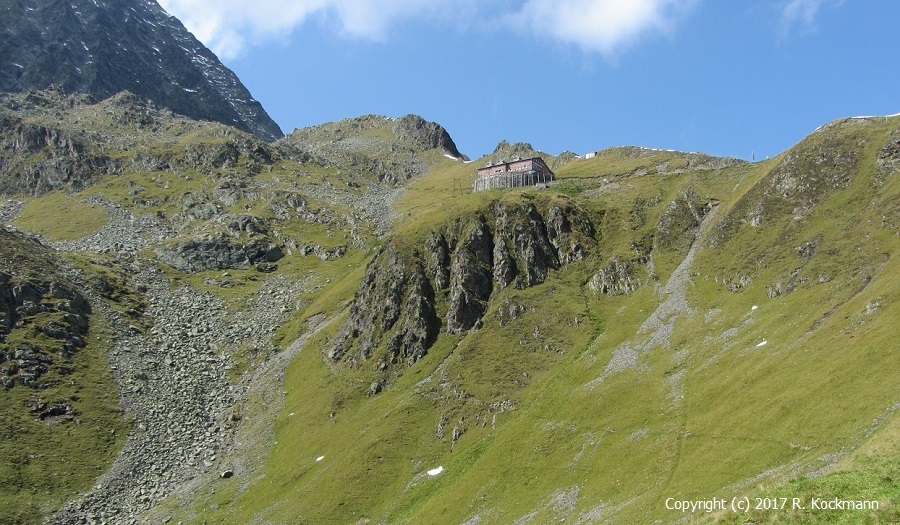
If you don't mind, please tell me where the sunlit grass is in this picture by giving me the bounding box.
[12,192,108,241]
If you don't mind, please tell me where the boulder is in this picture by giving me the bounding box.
[155,234,283,273]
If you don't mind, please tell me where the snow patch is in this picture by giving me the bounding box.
[751,305,758,311]
[316,456,324,462]
[443,153,459,161]
[756,340,768,347]
[849,113,900,121]
[427,466,444,476]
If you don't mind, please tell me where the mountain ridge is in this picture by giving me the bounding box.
[0,0,283,141]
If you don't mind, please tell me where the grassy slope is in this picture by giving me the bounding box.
[165,118,900,524]
[7,105,898,523]
[11,192,108,241]
[696,118,900,523]
[0,316,126,524]
[0,237,126,524]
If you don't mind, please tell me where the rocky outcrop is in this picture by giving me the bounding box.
[447,215,495,333]
[26,395,78,425]
[268,191,333,223]
[0,90,281,197]
[280,114,463,187]
[393,114,463,159]
[588,255,639,296]
[654,187,710,251]
[876,128,900,184]
[490,141,540,164]
[712,119,869,244]
[0,230,91,389]
[423,231,451,290]
[217,214,270,236]
[768,132,859,210]
[485,140,578,172]
[328,244,439,369]
[491,203,558,289]
[544,202,595,264]
[0,113,109,195]
[184,135,274,174]
[329,198,597,373]
[154,234,283,273]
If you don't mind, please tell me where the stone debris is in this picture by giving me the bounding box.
[45,203,306,523]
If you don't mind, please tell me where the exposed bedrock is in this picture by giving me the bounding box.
[328,199,597,372]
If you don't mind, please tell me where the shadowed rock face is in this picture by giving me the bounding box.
[0,89,281,197]
[447,214,495,333]
[329,199,598,371]
[0,0,283,141]
[328,243,440,369]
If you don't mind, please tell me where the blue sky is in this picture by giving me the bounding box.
[158,0,899,161]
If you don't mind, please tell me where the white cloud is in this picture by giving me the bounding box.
[158,0,324,58]
[779,0,842,35]
[158,0,439,58]
[511,0,696,56]
[327,0,439,39]
[157,0,696,60]
[781,0,822,28]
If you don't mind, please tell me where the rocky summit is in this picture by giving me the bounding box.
[0,4,899,523]
[0,0,283,141]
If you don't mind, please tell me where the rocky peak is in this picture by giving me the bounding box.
[0,0,283,141]
[279,114,465,186]
[490,140,539,162]
[393,114,464,159]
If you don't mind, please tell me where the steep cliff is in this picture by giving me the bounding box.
[328,198,597,373]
